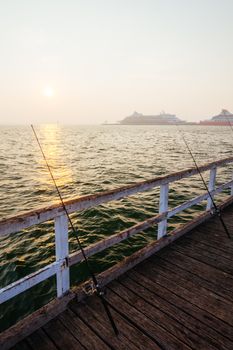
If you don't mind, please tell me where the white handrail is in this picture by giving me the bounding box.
[1,156,233,237]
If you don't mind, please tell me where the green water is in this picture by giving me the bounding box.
[0,124,233,331]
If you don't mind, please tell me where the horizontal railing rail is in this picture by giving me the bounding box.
[1,156,233,306]
[1,156,233,237]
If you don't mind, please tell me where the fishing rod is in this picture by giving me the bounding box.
[175,123,231,239]
[31,125,119,336]
[225,115,233,134]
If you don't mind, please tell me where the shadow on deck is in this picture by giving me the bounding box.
[10,206,233,349]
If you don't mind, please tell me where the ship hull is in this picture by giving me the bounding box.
[120,122,186,125]
[200,121,233,126]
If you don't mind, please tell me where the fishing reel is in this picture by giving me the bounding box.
[83,282,106,297]
[83,282,96,296]
[210,206,221,216]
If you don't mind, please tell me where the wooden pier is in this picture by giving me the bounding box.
[1,157,233,349]
[9,207,233,350]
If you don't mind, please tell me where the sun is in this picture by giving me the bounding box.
[43,86,55,97]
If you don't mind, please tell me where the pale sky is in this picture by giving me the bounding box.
[1,0,233,124]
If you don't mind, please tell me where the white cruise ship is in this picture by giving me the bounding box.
[120,111,186,125]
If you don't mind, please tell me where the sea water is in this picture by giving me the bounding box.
[0,124,232,330]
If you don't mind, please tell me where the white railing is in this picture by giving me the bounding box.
[1,156,233,305]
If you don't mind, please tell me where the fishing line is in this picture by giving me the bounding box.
[224,113,233,134]
[175,123,231,239]
[31,125,119,336]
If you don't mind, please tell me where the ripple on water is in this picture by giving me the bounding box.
[0,124,232,331]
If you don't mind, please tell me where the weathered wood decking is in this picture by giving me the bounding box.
[10,205,233,350]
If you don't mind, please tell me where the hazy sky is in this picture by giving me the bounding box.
[1,0,233,124]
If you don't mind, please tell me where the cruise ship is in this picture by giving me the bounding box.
[120,111,186,125]
[200,109,233,125]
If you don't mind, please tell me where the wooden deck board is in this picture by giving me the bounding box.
[70,299,140,350]
[141,257,233,326]
[156,248,233,291]
[58,309,111,350]
[152,255,233,301]
[43,318,85,350]
[174,235,233,262]
[26,329,58,350]
[86,296,161,350]
[176,236,233,261]
[109,279,214,349]
[105,285,191,350]
[8,206,233,349]
[194,228,233,253]
[127,270,233,350]
[169,241,233,275]
[117,276,222,350]
[11,341,31,350]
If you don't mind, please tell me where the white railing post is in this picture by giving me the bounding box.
[206,166,217,211]
[231,172,233,196]
[55,214,70,297]
[157,183,169,239]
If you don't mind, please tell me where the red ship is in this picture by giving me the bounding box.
[200,109,233,125]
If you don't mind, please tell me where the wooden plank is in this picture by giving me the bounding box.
[180,236,233,261]
[127,269,233,349]
[58,309,110,350]
[133,266,233,342]
[156,248,233,291]
[169,241,233,275]
[223,211,233,221]
[26,328,58,350]
[109,279,218,350]
[178,222,233,263]
[43,318,85,350]
[194,227,233,250]
[86,296,161,350]
[197,219,233,235]
[70,300,140,350]
[200,223,233,237]
[187,233,233,256]
[0,291,75,350]
[1,156,233,236]
[104,284,192,350]
[118,275,229,350]
[193,219,233,238]
[193,216,233,232]
[151,255,233,302]
[173,232,233,263]
[153,256,233,305]
[191,235,233,258]
[10,341,31,350]
[135,258,233,327]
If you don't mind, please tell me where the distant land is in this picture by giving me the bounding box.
[103,109,233,125]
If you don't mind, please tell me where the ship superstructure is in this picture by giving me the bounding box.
[120,111,186,125]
